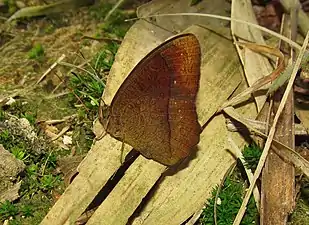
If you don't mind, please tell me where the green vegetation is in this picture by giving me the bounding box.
[0,103,65,224]
[3,0,17,14]
[28,43,44,60]
[69,42,118,110]
[0,197,52,224]
[200,144,263,225]
[0,201,19,221]
[69,2,133,114]
[242,143,262,171]
[11,145,29,161]
[90,2,135,38]
[200,175,258,225]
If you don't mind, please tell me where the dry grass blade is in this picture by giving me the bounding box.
[227,136,260,211]
[35,54,66,85]
[133,13,302,50]
[272,143,309,178]
[104,0,126,21]
[50,125,71,142]
[232,31,309,225]
[219,43,285,111]
[224,106,309,176]
[281,0,309,36]
[225,117,308,135]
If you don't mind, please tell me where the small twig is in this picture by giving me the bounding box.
[41,150,54,176]
[38,114,77,125]
[185,207,205,225]
[232,31,309,225]
[218,43,285,111]
[54,71,90,112]
[104,0,126,21]
[0,16,7,21]
[45,91,70,99]
[81,35,123,44]
[35,54,66,85]
[50,125,71,142]
[51,80,65,94]
[265,100,273,135]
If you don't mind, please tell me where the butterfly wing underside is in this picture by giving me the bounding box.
[106,34,201,165]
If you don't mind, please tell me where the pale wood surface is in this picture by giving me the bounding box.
[40,134,129,225]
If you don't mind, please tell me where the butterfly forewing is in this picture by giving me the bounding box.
[106,34,201,165]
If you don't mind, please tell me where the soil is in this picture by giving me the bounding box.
[0,0,138,224]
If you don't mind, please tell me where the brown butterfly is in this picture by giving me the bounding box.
[100,33,201,166]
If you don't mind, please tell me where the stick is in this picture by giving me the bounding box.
[35,54,65,85]
[232,30,309,225]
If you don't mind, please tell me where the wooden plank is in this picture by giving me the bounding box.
[41,135,125,225]
[87,158,165,225]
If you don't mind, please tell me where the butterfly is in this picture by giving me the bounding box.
[100,33,201,166]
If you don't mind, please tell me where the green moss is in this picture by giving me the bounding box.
[200,173,258,225]
[289,199,309,225]
[242,143,262,171]
[28,43,44,60]
[0,201,19,221]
